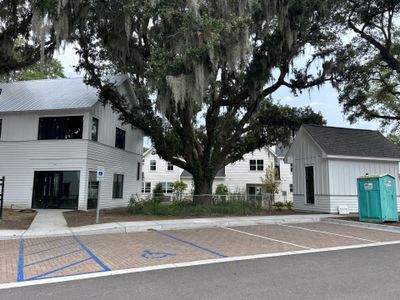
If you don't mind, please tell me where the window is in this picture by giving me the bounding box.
[38,116,83,140]
[91,117,99,141]
[113,174,124,199]
[141,182,151,193]
[136,162,141,181]
[115,128,126,149]
[290,184,293,193]
[161,182,173,193]
[290,163,293,173]
[305,166,315,204]
[0,119,2,139]
[249,159,264,171]
[150,160,157,171]
[167,162,174,171]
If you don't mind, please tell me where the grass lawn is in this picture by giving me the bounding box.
[0,209,37,230]
[63,203,312,227]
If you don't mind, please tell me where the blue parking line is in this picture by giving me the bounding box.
[25,257,92,281]
[152,230,228,258]
[17,239,24,282]
[25,241,78,256]
[73,236,110,271]
[24,249,84,267]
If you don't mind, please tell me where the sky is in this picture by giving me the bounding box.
[54,45,381,135]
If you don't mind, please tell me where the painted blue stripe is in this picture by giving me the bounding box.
[17,239,24,282]
[25,241,78,256]
[24,249,84,267]
[73,236,111,271]
[25,257,92,281]
[152,230,228,258]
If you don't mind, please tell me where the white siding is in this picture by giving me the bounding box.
[224,148,276,193]
[286,128,330,211]
[142,151,183,194]
[276,158,293,202]
[328,159,400,213]
[142,147,290,198]
[0,102,143,210]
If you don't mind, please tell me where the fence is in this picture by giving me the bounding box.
[0,176,4,219]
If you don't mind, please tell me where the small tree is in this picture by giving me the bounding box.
[172,181,187,201]
[261,166,281,210]
[215,184,229,203]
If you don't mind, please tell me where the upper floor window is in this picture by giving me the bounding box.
[167,162,174,171]
[0,119,2,140]
[91,117,99,142]
[249,159,264,171]
[115,128,126,149]
[112,174,124,199]
[38,116,83,140]
[150,160,157,171]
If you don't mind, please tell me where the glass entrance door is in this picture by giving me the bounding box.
[32,171,80,209]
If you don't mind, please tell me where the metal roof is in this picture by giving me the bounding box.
[0,76,128,113]
[303,124,400,159]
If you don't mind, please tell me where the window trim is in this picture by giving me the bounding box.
[249,159,264,171]
[142,182,151,193]
[150,160,157,171]
[91,117,99,142]
[38,116,84,140]
[167,162,174,171]
[115,127,126,150]
[112,174,124,199]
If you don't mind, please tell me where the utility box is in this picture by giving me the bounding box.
[357,174,398,222]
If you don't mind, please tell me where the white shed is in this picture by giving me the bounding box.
[285,125,400,213]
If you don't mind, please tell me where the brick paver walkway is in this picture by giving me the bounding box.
[1,222,400,285]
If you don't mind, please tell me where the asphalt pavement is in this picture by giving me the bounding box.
[1,243,400,300]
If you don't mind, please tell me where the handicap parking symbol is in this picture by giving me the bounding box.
[141,250,176,259]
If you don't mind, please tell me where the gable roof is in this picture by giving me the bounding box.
[302,124,400,159]
[0,76,129,113]
[181,168,226,178]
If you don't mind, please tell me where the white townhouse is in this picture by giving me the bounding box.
[0,77,143,210]
[285,124,400,213]
[142,147,293,201]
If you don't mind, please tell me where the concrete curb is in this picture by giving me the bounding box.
[323,217,400,233]
[0,214,334,240]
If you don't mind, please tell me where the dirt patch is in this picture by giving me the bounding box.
[332,214,400,227]
[0,209,37,230]
[64,207,319,227]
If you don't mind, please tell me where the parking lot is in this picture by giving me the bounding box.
[1,221,400,285]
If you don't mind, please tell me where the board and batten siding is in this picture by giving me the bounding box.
[288,129,330,212]
[328,159,400,213]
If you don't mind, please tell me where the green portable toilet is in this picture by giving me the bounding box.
[357,174,399,222]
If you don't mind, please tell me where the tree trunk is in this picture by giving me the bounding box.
[193,176,214,205]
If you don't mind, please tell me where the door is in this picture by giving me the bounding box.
[305,166,315,204]
[32,171,80,209]
[87,171,99,209]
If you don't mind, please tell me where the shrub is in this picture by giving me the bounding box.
[215,184,229,203]
[172,181,188,201]
[128,195,144,214]
[273,201,285,211]
[284,201,293,210]
[153,182,164,203]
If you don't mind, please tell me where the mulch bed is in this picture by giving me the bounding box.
[63,207,319,227]
[0,209,37,230]
[333,214,400,227]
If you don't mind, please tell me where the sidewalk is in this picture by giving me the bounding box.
[0,213,334,240]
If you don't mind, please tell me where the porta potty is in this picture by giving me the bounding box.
[357,174,398,222]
